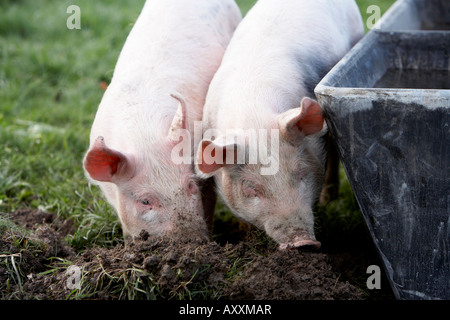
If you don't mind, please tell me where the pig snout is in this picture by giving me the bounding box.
[279,236,321,251]
[264,221,321,250]
[261,206,321,251]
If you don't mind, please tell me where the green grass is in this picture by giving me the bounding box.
[0,0,144,248]
[0,0,396,299]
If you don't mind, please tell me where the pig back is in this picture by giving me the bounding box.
[92,0,242,146]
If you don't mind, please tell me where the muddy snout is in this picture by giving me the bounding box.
[263,215,321,251]
[279,236,321,251]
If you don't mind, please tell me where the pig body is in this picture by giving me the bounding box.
[83,0,241,239]
[196,0,363,249]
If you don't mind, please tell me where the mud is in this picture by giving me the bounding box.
[0,209,393,300]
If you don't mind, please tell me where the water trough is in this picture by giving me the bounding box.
[315,0,449,300]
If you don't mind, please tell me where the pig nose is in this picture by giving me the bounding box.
[279,239,321,251]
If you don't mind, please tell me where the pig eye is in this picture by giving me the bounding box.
[188,180,198,195]
[133,194,160,212]
[139,199,154,210]
[297,169,308,181]
[242,180,262,198]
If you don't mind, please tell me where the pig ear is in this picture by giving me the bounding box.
[278,97,324,142]
[83,136,135,182]
[168,93,187,141]
[196,139,238,177]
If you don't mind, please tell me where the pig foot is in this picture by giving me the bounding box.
[319,133,340,205]
[199,177,217,237]
[319,183,338,205]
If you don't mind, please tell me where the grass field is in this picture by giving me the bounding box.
[0,0,396,300]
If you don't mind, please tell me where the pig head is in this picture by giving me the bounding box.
[197,97,326,249]
[84,96,208,240]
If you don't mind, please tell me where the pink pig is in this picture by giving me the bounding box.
[83,0,241,239]
[196,0,363,249]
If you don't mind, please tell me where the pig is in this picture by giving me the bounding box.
[195,0,363,249]
[83,0,242,240]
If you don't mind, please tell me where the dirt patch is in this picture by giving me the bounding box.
[8,209,75,237]
[6,209,75,259]
[0,208,389,300]
[0,209,76,298]
[224,249,359,300]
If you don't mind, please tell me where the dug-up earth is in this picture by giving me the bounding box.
[0,208,387,300]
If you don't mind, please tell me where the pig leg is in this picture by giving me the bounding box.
[199,177,217,237]
[319,133,340,205]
